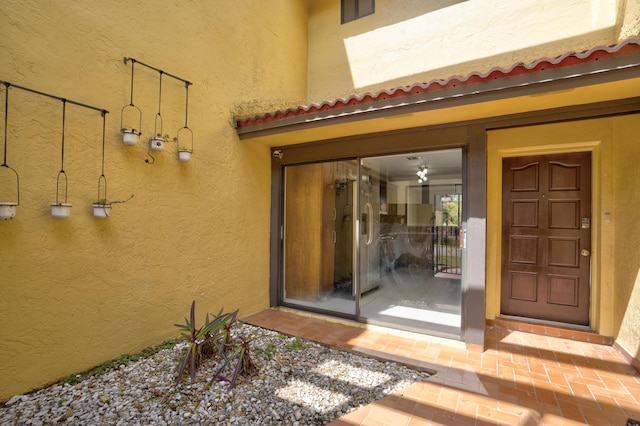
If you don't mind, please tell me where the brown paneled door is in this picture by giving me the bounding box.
[501,152,591,325]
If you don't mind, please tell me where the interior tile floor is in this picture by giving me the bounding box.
[360,267,461,338]
[241,309,640,426]
[284,266,462,338]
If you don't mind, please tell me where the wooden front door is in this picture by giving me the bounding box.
[501,152,591,325]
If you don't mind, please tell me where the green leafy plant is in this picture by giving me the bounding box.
[56,339,179,385]
[174,301,237,385]
[93,360,116,376]
[174,301,258,389]
[93,194,134,206]
[59,374,80,385]
[55,338,180,386]
[284,335,314,351]
[255,342,276,359]
[156,133,192,153]
[212,331,258,387]
[162,133,175,142]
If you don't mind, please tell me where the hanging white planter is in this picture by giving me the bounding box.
[178,149,192,162]
[176,125,194,163]
[92,203,111,219]
[51,105,73,220]
[122,128,141,146]
[120,60,143,148]
[0,202,17,220]
[150,136,165,152]
[51,203,72,219]
[1,86,20,221]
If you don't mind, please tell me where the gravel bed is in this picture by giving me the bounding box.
[1,323,428,425]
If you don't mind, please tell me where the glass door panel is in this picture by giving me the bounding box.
[282,160,357,315]
[281,149,463,338]
[358,149,463,338]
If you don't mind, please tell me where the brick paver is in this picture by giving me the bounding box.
[242,309,640,425]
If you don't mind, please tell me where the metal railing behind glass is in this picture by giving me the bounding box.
[433,226,462,276]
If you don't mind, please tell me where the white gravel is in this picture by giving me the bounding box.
[0,323,428,425]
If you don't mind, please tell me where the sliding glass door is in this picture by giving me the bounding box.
[358,149,462,337]
[282,149,463,338]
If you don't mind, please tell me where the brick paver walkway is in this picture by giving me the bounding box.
[242,309,640,425]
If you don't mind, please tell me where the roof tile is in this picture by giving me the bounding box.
[236,39,640,128]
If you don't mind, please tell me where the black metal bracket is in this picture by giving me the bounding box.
[123,57,192,88]
[0,80,108,114]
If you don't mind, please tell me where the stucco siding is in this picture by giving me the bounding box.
[612,114,640,361]
[486,114,640,365]
[307,0,634,103]
[0,0,308,400]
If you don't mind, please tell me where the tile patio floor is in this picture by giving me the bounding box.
[241,309,640,426]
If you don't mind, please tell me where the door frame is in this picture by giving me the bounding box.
[485,110,640,339]
[268,125,482,344]
[498,150,594,329]
[267,101,639,347]
[487,140,600,332]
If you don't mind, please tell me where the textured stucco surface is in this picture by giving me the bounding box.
[612,114,640,360]
[486,115,640,363]
[2,0,640,402]
[0,0,308,400]
[618,0,640,39]
[307,0,636,103]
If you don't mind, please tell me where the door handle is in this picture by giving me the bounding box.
[365,202,373,245]
[581,249,590,257]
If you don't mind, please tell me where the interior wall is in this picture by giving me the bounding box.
[487,114,640,362]
[0,0,308,400]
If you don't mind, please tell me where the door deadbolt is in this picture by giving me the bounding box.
[581,249,590,257]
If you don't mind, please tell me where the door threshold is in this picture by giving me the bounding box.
[500,314,591,331]
[490,316,613,345]
[276,306,467,349]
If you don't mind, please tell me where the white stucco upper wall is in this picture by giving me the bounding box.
[307,0,638,103]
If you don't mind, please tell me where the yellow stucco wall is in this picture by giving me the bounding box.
[612,114,640,360]
[486,115,640,362]
[0,0,308,400]
[307,0,638,103]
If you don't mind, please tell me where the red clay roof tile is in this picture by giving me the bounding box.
[236,39,640,128]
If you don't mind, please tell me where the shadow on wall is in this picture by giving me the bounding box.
[615,114,640,372]
[348,30,619,98]
[617,267,640,369]
[310,0,622,101]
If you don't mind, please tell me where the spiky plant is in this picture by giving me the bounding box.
[212,332,257,388]
[174,301,238,384]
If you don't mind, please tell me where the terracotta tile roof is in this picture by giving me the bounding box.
[235,39,640,129]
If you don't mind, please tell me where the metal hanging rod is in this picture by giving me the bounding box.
[0,80,108,114]
[123,57,192,87]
